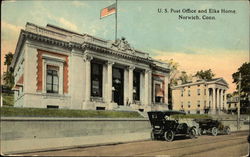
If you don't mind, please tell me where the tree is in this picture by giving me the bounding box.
[161,59,181,108]
[195,69,215,80]
[4,52,13,70]
[162,59,179,84]
[3,70,14,89]
[3,52,14,89]
[232,62,250,95]
[179,71,191,84]
[232,62,250,114]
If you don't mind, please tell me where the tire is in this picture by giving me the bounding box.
[151,130,156,140]
[224,126,231,135]
[189,128,197,139]
[211,127,218,136]
[164,130,174,142]
[197,128,202,136]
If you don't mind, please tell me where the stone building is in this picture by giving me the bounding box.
[171,77,228,114]
[10,22,170,111]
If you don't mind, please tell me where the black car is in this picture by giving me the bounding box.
[194,118,231,136]
[148,111,197,142]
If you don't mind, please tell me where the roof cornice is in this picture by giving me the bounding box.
[172,78,229,89]
[13,30,157,66]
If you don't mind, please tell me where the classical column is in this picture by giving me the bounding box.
[128,66,135,104]
[206,88,210,108]
[140,72,144,104]
[83,54,93,104]
[148,70,152,105]
[144,70,149,105]
[224,90,227,109]
[124,69,129,106]
[212,88,216,112]
[106,61,114,103]
[216,88,220,112]
[164,75,169,104]
[220,89,223,110]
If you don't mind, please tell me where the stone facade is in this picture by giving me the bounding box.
[11,22,170,111]
[172,77,228,114]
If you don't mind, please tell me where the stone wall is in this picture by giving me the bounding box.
[1,117,151,141]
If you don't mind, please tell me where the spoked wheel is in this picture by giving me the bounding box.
[224,126,231,135]
[164,130,175,142]
[151,130,156,140]
[211,127,218,136]
[189,128,197,139]
[197,128,202,136]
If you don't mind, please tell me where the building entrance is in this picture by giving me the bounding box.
[112,67,124,105]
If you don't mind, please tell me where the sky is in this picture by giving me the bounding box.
[1,0,249,93]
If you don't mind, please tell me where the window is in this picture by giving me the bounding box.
[155,83,163,103]
[181,102,184,108]
[204,89,206,95]
[188,101,191,108]
[188,90,191,96]
[47,105,59,109]
[46,65,59,93]
[197,89,200,95]
[181,89,184,97]
[91,63,103,97]
[204,100,206,106]
[197,100,200,107]
[133,71,140,101]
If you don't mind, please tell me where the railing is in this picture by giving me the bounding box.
[26,23,68,41]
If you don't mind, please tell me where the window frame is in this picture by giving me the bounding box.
[133,71,140,101]
[197,100,200,108]
[91,62,103,97]
[197,89,200,96]
[181,89,184,97]
[42,55,65,95]
[46,66,59,94]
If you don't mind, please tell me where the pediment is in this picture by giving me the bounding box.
[214,78,228,87]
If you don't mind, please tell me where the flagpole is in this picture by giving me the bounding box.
[115,0,118,41]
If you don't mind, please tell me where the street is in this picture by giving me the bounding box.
[18,131,249,157]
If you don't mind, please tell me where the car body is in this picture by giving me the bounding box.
[194,118,231,136]
[148,110,197,142]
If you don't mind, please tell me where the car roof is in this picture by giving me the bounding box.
[148,110,186,116]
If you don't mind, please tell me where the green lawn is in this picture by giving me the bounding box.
[172,114,212,119]
[2,93,14,106]
[0,107,143,118]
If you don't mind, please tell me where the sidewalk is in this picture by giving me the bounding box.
[1,132,150,155]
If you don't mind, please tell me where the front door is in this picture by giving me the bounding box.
[112,67,124,105]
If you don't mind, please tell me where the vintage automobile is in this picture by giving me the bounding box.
[148,111,197,142]
[194,118,231,136]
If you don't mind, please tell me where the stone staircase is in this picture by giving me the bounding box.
[113,106,149,118]
[113,106,137,111]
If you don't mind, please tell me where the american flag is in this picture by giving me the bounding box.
[100,3,116,19]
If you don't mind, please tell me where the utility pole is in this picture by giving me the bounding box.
[237,73,241,130]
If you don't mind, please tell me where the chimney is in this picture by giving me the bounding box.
[192,76,198,83]
[177,80,182,85]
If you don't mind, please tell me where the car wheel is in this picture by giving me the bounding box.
[224,126,231,135]
[211,127,218,136]
[164,130,174,142]
[151,130,156,140]
[197,128,202,136]
[189,128,197,139]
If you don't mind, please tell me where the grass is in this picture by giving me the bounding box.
[172,114,212,119]
[2,93,14,107]
[0,106,143,118]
